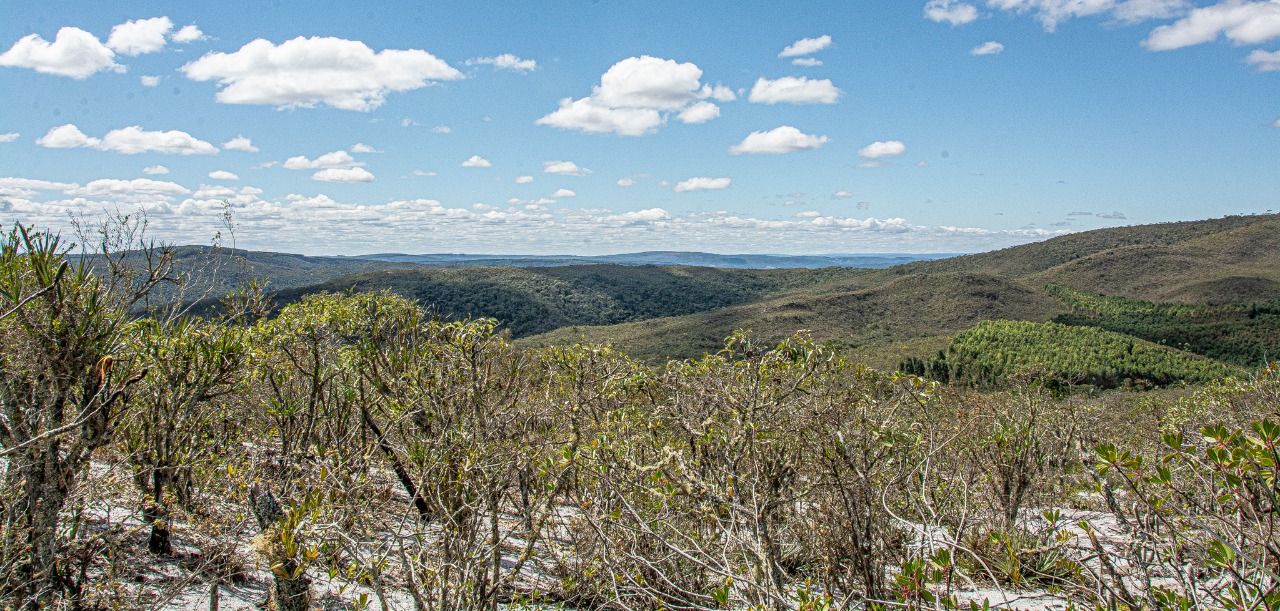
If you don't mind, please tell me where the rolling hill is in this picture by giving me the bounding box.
[521,213,1280,363]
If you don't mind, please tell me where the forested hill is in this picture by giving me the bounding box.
[249,264,862,338]
[524,213,1280,364]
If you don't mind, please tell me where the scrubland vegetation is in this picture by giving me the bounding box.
[2,221,1278,611]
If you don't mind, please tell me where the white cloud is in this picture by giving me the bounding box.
[551,188,577,197]
[0,133,18,143]
[0,177,79,191]
[857,161,889,168]
[916,160,931,167]
[833,190,854,198]
[612,208,672,222]
[140,75,161,87]
[401,118,419,127]
[924,0,980,25]
[66,178,190,200]
[461,155,492,168]
[544,160,591,176]
[515,175,534,184]
[312,167,375,182]
[36,123,218,155]
[36,124,100,148]
[792,58,823,67]
[4,183,1068,255]
[143,165,168,175]
[971,41,1006,55]
[1112,0,1190,23]
[223,136,259,152]
[106,17,173,56]
[98,126,218,155]
[283,150,361,169]
[537,55,724,136]
[432,125,451,134]
[538,98,664,136]
[1271,118,1280,128]
[466,53,537,72]
[794,211,822,218]
[208,170,239,180]
[677,101,721,123]
[748,76,841,104]
[1246,48,1280,71]
[0,27,124,78]
[350,143,378,153]
[700,84,737,101]
[779,35,832,57]
[729,126,829,154]
[412,170,436,177]
[180,36,463,111]
[171,25,206,43]
[988,0,1115,32]
[858,140,907,158]
[1144,1,1280,50]
[617,177,636,187]
[673,177,731,192]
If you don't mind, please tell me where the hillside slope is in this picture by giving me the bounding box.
[523,214,1280,362]
[264,264,863,337]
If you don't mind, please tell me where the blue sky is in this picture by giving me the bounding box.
[1,0,1276,255]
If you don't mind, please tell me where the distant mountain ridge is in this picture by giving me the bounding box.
[342,251,955,269]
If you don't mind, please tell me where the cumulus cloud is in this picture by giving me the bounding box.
[673,177,732,192]
[1246,48,1280,71]
[140,75,161,86]
[36,123,218,155]
[283,150,361,170]
[223,136,259,152]
[3,179,1070,255]
[857,161,888,169]
[312,167,375,182]
[0,177,80,191]
[729,126,829,154]
[833,190,854,198]
[431,125,452,134]
[971,41,1005,55]
[677,101,721,124]
[779,35,832,57]
[208,170,239,180]
[350,143,379,153]
[143,165,168,175]
[0,133,18,143]
[924,0,980,25]
[461,155,492,168]
[412,170,436,177]
[515,175,534,184]
[537,55,724,136]
[551,188,577,197]
[617,178,636,187]
[1144,1,1280,50]
[180,36,463,111]
[0,27,124,78]
[544,160,591,176]
[1272,118,1280,128]
[748,76,841,104]
[792,57,823,67]
[858,140,907,158]
[106,17,173,56]
[66,178,190,200]
[466,53,537,72]
[170,25,206,43]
